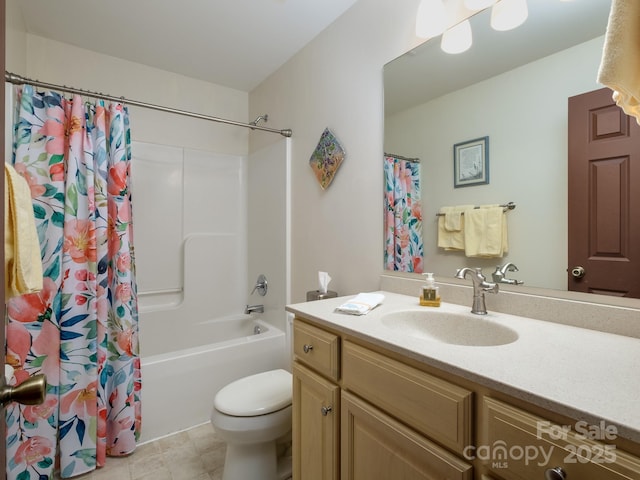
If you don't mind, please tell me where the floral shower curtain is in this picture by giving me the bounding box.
[5,85,141,479]
[384,155,424,273]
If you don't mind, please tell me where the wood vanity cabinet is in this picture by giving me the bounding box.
[292,320,341,480]
[292,316,640,480]
[293,317,472,480]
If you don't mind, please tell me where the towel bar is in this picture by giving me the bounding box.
[435,202,516,217]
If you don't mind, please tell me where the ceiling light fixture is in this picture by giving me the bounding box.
[441,19,473,54]
[415,0,447,39]
[490,0,528,31]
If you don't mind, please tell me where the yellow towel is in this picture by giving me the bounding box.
[437,205,473,251]
[597,0,640,124]
[464,205,508,258]
[5,164,43,300]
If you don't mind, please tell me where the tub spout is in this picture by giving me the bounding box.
[245,304,264,314]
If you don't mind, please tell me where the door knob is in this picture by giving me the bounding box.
[545,466,567,480]
[0,374,47,408]
[570,266,585,278]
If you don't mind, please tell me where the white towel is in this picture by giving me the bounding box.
[597,0,640,124]
[335,293,385,315]
[464,206,508,258]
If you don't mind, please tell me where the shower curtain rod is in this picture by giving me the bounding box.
[384,152,420,163]
[5,71,293,138]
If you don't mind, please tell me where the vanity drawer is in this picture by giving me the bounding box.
[342,340,473,455]
[482,397,640,480]
[293,319,340,381]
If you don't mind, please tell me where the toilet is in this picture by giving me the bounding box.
[210,368,293,480]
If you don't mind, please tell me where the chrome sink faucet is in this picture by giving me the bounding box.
[492,262,524,285]
[455,267,499,315]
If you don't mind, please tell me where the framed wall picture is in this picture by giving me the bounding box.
[453,136,489,188]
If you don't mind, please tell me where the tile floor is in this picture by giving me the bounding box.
[60,423,227,480]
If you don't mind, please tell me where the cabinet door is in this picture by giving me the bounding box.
[341,391,473,480]
[482,397,640,480]
[293,362,340,480]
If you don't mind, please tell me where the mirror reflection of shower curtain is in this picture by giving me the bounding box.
[6,85,141,479]
[383,155,424,273]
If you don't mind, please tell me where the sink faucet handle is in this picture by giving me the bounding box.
[492,263,524,285]
[482,281,499,294]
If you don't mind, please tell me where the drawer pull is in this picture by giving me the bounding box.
[321,405,333,416]
[303,344,314,353]
[545,467,567,480]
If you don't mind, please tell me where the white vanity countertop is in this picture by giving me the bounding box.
[286,291,640,444]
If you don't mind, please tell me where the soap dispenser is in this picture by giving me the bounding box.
[420,273,441,307]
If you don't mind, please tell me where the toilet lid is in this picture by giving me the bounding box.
[214,369,292,416]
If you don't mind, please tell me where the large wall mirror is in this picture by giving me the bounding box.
[384,0,624,298]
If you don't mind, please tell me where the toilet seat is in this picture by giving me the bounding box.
[214,369,292,417]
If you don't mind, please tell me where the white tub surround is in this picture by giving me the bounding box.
[286,291,640,444]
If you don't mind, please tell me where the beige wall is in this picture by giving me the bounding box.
[250,0,432,301]
[9,0,561,303]
[6,33,249,156]
[6,0,26,74]
[6,0,464,304]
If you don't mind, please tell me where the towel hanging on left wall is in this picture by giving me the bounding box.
[4,163,43,300]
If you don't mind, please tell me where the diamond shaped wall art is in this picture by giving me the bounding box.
[309,128,345,190]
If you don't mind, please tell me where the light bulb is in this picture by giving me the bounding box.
[464,0,498,10]
[441,19,472,54]
[491,0,528,31]
[415,0,447,39]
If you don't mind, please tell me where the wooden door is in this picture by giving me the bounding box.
[568,87,640,298]
[292,362,339,480]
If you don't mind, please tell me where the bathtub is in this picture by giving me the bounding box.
[140,315,288,443]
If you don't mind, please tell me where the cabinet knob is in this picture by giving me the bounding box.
[303,344,313,353]
[321,405,332,416]
[545,467,567,480]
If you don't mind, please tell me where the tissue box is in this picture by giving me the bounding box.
[306,290,338,301]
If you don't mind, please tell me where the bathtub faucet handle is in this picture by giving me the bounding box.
[251,274,268,296]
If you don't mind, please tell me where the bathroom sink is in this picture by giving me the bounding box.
[380,310,518,346]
